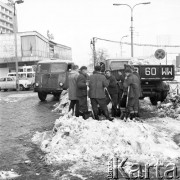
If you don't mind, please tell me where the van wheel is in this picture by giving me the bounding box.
[38,92,47,101]
[19,85,24,91]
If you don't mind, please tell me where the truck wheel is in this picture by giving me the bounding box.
[150,97,158,106]
[19,85,24,91]
[38,92,47,101]
[161,91,168,102]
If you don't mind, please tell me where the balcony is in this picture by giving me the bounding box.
[0,23,13,31]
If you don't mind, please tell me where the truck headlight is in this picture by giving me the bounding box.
[36,83,39,86]
[59,82,63,86]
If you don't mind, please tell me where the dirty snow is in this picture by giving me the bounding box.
[0,93,36,103]
[32,91,180,175]
[0,170,20,180]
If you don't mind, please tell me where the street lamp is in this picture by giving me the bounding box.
[13,0,24,91]
[120,35,128,57]
[113,2,150,57]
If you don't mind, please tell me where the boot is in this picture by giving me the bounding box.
[111,108,117,117]
[120,112,125,120]
[134,113,140,118]
[104,110,114,121]
[130,113,135,120]
[94,114,99,120]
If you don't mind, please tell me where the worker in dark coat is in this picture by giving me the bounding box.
[123,68,141,120]
[89,66,113,121]
[105,70,118,117]
[77,66,88,118]
[68,65,79,117]
[116,70,125,107]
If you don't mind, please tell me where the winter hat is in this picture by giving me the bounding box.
[80,66,87,71]
[94,65,101,72]
[124,68,132,73]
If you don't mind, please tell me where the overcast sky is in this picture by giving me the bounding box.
[16,0,180,65]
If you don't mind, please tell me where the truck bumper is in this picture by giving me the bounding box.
[34,87,63,94]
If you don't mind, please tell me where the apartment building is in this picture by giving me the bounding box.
[0,0,14,33]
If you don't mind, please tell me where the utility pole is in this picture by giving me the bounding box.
[91,37,97,67]
[113,2,150,57]
[13,0,24,91]
[13,2,19,91]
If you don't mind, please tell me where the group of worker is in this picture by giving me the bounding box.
[68,63,142,121]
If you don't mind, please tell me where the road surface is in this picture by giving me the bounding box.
[0,90,60,179]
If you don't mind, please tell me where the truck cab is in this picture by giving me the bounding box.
[34,59,74,101]
[104,58,175,105]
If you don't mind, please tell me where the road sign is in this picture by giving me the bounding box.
[155,49,166,60]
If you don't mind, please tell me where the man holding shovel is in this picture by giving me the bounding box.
[105,70,118,117]
[123,68,141,120]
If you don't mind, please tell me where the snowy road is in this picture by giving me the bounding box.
[0,91,60,179]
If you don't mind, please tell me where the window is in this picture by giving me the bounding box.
[51,63,67,73]
[7,77,13,81]
[110,61,128,70]
[37,64,50,73]
[0,78,5,82]
[27,73,33,78]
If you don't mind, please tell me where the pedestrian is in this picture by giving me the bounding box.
[131,65,142,117]
[77,66,89,119]
[89,65,114,121]
[117,70,125,109]
[105,70,118,117]
[123,68,141,120]
[68,65,79,117]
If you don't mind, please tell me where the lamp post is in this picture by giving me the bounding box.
[113,2,150,57]
[13,0,24,91]
[120,35,128,57]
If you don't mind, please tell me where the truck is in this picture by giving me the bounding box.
[34,59,74,101]
[104,58,175,105]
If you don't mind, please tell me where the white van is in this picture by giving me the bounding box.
[7,72,35,85]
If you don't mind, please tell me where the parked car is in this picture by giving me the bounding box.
[34,59,74,101]
[0,76,32,91]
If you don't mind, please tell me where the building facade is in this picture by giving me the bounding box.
[0,31,72,76]
[0,0,14,33]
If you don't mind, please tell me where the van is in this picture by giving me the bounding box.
[34,59,74,101]
[8,72,35,85]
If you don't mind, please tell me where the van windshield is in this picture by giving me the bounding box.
[37,64,50,73]
[51,63,67,73]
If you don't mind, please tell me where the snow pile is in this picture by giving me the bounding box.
[157,94,180,119]
[0,170,20,180]
[32,114,180,169]
[52,91,69,114]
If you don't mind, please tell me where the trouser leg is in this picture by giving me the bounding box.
[78,96,88,113]
[69,100,76,114]
[110,93,118,117]
[133,97,139,113]
[128,97,135,120]
[90,98,99,120]
[75,100,79,117]
[97,98,111,119]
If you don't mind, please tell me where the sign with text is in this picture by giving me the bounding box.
[134,65,174,80]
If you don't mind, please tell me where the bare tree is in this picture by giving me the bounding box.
[96,48,109,64]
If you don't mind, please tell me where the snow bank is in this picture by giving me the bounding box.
[32,115,180,168]
[0,171,20,180]
[33,91,180,174]
[157,94,180,119]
